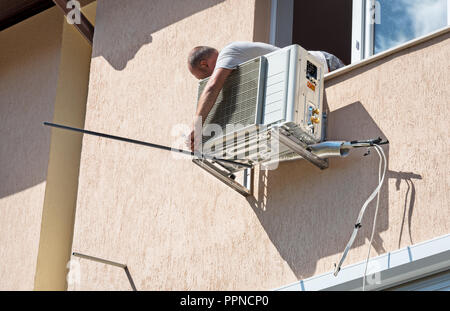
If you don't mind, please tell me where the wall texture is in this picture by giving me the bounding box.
[0,8,63,290]
[70,0,449,290]
[34,2,96,291]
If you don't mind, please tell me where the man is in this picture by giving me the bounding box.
[186,41,345,151]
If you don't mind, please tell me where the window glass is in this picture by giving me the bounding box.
[374,0,448,54]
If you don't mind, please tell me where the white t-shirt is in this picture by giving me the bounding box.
[215,41,329,73]
[215,41,279,70]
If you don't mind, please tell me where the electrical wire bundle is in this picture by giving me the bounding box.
[333,142,387,291]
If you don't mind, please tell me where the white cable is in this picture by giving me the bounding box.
[334,144,387,278]
[362,145,382,290]
[362,145,386,291]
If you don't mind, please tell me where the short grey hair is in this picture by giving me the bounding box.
[188,46,217,69]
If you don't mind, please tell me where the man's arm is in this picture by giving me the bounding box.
[188,68,232,151]
[195,67,232,123]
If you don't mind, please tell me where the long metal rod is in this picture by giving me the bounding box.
[43,122,252,169]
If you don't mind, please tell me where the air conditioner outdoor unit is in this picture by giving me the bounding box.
[197,44,326,171]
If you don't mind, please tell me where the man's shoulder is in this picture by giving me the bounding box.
[222,41,278,52]
[216,41,279,70]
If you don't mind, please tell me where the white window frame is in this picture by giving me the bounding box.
[351,0,450,63]
[274,234,450,291]
[351,0,382,62]
[448,0,450,25]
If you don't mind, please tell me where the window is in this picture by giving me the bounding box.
[270,0,353,65]
[352,0,450,62]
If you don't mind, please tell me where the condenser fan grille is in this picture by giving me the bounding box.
[197,57,265,144]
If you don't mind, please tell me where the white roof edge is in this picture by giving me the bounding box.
[324,26,450,82]
[274,233,450,291]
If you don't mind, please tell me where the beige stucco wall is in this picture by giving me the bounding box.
[70,0,449,290]
[0,8,64,290]
[34,2,97,291]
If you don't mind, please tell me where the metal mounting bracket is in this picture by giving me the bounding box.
[271,128,329,170]
[192,158,253,197]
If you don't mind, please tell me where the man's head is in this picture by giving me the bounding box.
[187,46,219,79]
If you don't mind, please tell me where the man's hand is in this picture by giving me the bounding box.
[185,115,203,152]
[186,126,200,153]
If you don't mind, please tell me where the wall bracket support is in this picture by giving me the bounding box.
[271,128,329,170]
[192,159,253,197]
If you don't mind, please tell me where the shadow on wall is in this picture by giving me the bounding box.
[387,170,422,248]
[247,101,421,279]
[93,0,225,71]
[0,105,53,200]
[0,11,61,200]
